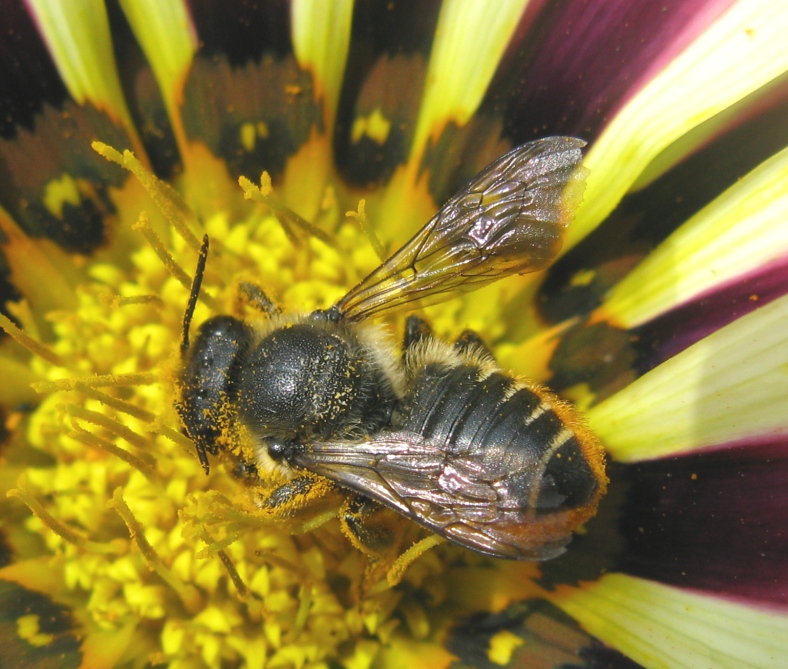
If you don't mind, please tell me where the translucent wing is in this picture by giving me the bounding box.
[335,136,587,321]
[289,433,573,560]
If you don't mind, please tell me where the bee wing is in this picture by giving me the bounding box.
[335,137,587,321]
[290,433,570,560]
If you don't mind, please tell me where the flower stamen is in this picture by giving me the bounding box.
[0,312,65,367]
[92,142,202,251]
[108,488,204,614]
[7,480,124,555]
[67,425,159,483]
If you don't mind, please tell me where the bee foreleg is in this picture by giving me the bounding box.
[237,281,278,315]
[249,474,343,533]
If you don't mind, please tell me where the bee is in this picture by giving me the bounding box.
[176,136,607,561]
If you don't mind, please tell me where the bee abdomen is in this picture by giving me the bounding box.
[399,363,602,514]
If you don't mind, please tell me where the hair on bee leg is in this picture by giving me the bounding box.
[403,315,433,354]
[453,329,496,362]
[340,495,399,557]
[237,281,278,315]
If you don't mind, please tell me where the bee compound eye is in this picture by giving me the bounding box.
[179,315,253,459]
[267,438,290,461]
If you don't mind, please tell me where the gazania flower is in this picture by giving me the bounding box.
[1,1,787,667]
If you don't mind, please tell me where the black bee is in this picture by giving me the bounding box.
[177,136,607,561]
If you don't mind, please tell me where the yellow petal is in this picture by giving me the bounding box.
[588,293,788,462]
[548,573,788,669]
[26,0,134,131]
[118,0,197,150]
[409,0,529,165]
[567,0,788,249]
[291,0,354,132]
[602,144,788,328]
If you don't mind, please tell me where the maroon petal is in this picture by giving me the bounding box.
[635,256,788,371]
[540,441,788,608]
[495,0,736,141]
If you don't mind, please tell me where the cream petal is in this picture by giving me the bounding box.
[567,0,788,250]
[548,573,788,669]
[588,293,788,461]
[602,144,788,328]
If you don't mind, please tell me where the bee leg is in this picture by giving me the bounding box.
[386,534,446,586]
[230,458,260,483]
[237,281,278,315]
[340,494,403,558]
[251,474,343,532]
[403,315,433,353]
[454,329,496,361]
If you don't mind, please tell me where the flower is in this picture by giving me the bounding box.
[1,1,787,668]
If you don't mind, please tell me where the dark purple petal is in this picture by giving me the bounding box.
[0,1,67,137]
[615,441,788,607]
[536,440,788,611]
[495,0,737,141]
[635,255,788,371]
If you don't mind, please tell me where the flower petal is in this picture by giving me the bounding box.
[118,0,197,142]
[25,0,135,133]
[587,293,788,461]
[442,598,639,668]
[409,0,528,165]
[568,0,788,249]
[291,0,354,132]
[601,144,788,328]
[614,443,788,605]
[548,573,788,669]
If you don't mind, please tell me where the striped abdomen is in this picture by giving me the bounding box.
[397,362,604,518]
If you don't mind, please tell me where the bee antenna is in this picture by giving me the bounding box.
[181,235,209,356]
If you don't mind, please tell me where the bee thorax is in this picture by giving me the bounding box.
[237,322,396,442]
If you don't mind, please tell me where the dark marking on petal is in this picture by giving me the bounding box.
[335,0,441,184]
[180,54,322,183]
[0,523,12,568]
[546,322,637,403]
[188,0,292,64]
[421,117,511,207]
[0,579,82,669]
[445,598,641,669]
[127,67,181,181]
[0,271,23,331]
[335,55,425,187]
[347,0,442,56]
[0,102,129,253]
[0,2,69,137]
